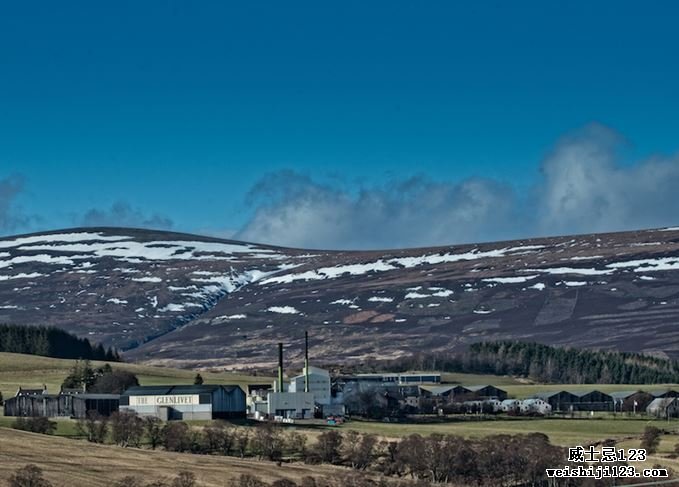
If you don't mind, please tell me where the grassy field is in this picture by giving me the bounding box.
[502,383,679,398]
[330,416,679,446]
[440,371,527,386]
[0,352,272,400]
[0,427,348,487]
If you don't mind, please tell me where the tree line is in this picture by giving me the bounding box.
[0,323,119,361]
[12,413,663,486]
[380,341,679,384]
[64,413,622,486]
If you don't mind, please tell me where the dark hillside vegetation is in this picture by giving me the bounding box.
[0,324,119,361]
[383,341,679,384]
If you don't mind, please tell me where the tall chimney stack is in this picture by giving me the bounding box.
[277,342,284,393]
[304,331,310,393]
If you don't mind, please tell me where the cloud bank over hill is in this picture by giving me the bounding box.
[238,124,679,249]
[3,124,679,248]
[236,172,518,249]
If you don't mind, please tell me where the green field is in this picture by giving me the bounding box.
[332,416,679,446]
[0,352,271,400]
[502,383,679,398]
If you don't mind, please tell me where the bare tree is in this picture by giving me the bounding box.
[171,471,196,487]
[110,476,145,487]
[76,411,109,443]
[315,431,343,464]
[342,431,377,470]
[252,423,285,461]
[110,410,144,447]
[233,429,250,458]
[286,430,307,458]
[9,464,53,487]
[144,416,163,450]
[162,422,191,452]
[230,473,267,487]
[641,426,662,454]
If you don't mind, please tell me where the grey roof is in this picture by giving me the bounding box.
[574,390,613,398]
[70,393,121,400]
[647,397,679,409]
[17,388,46,395]
[467,385,506,392]
[609,391,641,400]
[533,390,579,399]
[649,389,679,397]
[419,385,456,395]
[122,385,241,396]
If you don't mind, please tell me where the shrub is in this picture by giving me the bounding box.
[231,474,267,487]
[76,411,109,443]
[171,471,197,487]
[12,416,57,435]
[9,464,53,487]
[162,422,191,452]
[641,426,662,454]
[109,410,144,447]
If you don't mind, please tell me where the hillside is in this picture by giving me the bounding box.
[0,428,345,486]
[3,226,679,367]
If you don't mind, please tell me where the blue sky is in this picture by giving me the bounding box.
[2,2,679,249]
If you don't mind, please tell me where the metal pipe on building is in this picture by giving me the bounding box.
[278,342,284,393]
[304,331,310,393]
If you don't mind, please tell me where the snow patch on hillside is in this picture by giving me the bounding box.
[0,272,44,281]
[368,296,394,303]
[261,245,547,285]
[132,276,162,283]
[267,306,300,314]
[0,232,132,249]
[483,275,538,284]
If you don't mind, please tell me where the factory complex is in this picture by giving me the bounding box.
[7,331,679,421]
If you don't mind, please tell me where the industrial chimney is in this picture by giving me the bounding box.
[304,331,310,393]
[277,342,284,393]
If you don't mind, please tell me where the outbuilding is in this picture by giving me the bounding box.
[119,385,246,420]
[519,398,552,415]
[647,397,679,418]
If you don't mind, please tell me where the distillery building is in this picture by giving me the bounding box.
[119,384,246,420]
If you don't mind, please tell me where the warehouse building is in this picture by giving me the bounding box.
[533,391,580,412]
[119,385,246,420]
[647,397,679,418]
[4,389,119,418]
[533,390,614,412]
[610,391,654,413]
[345,372,441,385]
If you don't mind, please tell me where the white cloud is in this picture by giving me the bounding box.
[538,123,679,235]
[237,171,518,249]
[236,124,679,249]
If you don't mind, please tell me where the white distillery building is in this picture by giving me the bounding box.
[288,366,331,404]
[120,385,246,421]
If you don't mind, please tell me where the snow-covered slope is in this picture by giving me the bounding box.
[5,226,679,367]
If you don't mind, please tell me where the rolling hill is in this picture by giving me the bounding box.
[3,226,679,367]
